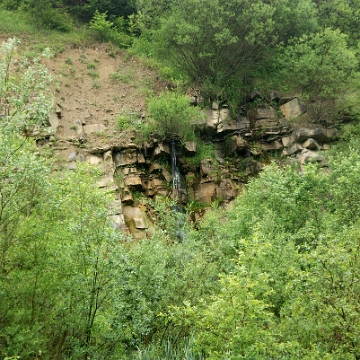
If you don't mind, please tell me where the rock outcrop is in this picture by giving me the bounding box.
[45,89,341,239]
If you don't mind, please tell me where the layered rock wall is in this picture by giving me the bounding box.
[56,93,338,238]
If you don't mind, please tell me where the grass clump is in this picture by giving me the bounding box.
[116,111,142,132]
[109,71,133,84]
[87,62,97,70]
[183,140,218,169]
[88,70,99,79]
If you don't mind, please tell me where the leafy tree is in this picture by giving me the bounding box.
[273,0,318,43]
[280,28,359,120]
[153,0,278,100]
[313,0,360,46]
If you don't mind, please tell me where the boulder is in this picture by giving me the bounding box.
[235,136,247,150]
[259,140,283,151]
[200,159,217,177]
[97,176,117,189]
[184,141,197,155]
[109,214,126,230]
[217,178,237,201]
[279,95,296,106]
[223,135,247,156]
[255,119,279,129]
[270,90,281,103]
[237,116,251,131]
[298,149,326,166]
[253,106,278,130]
[295,127,329,143]
[212,101,220,110]
[162,168,172,183]
[143,177,167,196]
[137,152,146,164]
[302,138,320,150]
[149,162,163,174]
[282,133,296,147]
[195,182,216,204]
[249,90,263,102]
[206,110,220,129]
[113,149,138,167]
[205,109,230,131]
[48,112,59,133]
[152,142,171,158]
[122,206,151,238]
[88,155,102,165]
[282,143,303,156]
[122,206,148,228]
[244,161,264,176]
[217,120,238,134]
[124,175,142,189]
[280,98,306,120]
[255,106,277,120]
[121,193,134,204]
[103,150,112,163]
[107,200,123,216]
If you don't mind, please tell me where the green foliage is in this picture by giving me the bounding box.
[153,0,278,100]
[314,0,360,46]
[330,121,360,153]
[279,28,359,120]
[14,0,74,32]
[86,62,96,69]
[89,10,133,47]
[87,69,99,78]
[183,140,217,169]
[5,2,360,358]
[163,149,360,358]
[0,38,53,135]
[109,70,134,84]
[66,0,136,22]
[116,110,143,132]
[146,91,204,141]
[0,40,129,358]
[0,7,37,33]
[274,0,318,43]
[0,163,129,358]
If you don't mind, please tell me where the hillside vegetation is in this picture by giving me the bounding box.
[2,1,360,359]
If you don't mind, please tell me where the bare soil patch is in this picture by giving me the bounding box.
[44,44,166,162]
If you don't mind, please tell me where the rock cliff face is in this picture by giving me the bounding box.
[62,92,337,238]
[38,46,342,238]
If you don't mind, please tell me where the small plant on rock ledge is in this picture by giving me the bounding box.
[146,91,204,142]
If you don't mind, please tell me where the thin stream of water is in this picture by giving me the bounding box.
[171,140,181,197]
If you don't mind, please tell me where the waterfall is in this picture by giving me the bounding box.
[171,140,181,198]
[170,140,186,242]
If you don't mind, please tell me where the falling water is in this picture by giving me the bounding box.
[171,140,186,242]
[171,140,181,198]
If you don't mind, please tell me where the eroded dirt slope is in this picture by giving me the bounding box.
[44,43,166,162]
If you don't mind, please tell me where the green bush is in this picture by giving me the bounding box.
[89,10,133,47]
[146,92,204,142]
[279,28,359,120]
